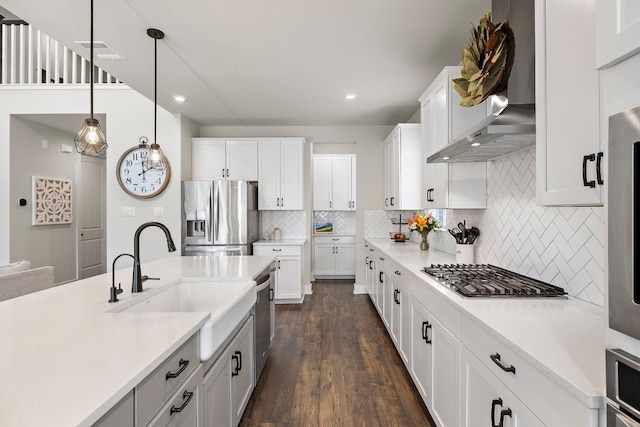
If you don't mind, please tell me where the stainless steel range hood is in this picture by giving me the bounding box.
[428,0,535,163]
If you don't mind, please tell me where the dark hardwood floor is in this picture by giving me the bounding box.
[239,279,436,427]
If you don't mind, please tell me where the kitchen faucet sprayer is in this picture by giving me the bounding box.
[132,222,176,293]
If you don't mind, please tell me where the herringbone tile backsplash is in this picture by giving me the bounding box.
[260,210,307,239]
[365,147,604,306]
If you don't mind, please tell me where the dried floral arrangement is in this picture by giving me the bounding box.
[453,12,515,107]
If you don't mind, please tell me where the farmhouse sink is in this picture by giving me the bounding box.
[111,279,256,361]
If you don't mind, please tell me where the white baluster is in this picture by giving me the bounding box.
[27,25,34,84]
[54,40,60,83]
[10,24,16,84]
[19,24,25,83]
[36,29,42,84]
[1,25,7,84]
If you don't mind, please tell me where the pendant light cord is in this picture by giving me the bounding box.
[90,0,94,119]
[154,34,157,145]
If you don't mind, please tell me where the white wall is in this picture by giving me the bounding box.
[200,125,391,289]
[9,117,78,283]
[0,86,188,269]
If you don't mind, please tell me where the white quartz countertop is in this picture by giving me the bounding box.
[0,255,275,427]
[253,239,306,245]
[366,238,605,409]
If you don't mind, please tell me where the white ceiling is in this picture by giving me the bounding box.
[0,0,490,127]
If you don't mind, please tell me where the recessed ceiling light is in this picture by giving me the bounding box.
[442,156,451,160]
[173,95,186,102]
[345,94,357,100]
[471,142,481,147]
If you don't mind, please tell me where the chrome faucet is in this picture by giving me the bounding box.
[132,222,177,293]
[109,253,140,303]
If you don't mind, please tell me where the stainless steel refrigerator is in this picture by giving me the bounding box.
[182,181,259,256]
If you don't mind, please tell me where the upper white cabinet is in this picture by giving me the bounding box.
[192,138,258,181]
[313,155,356,211]
[596,0,640,68]
[419,67,487,210]
[535,0,603,206]
[258,139,305,210]
[383,124,422,210]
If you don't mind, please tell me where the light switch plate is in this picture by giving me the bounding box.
[122,207,135,216]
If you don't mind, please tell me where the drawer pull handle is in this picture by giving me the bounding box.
[490,353,516,374]
[272,248,282,252]
[394,270,401,276]
[498,408,512,427]
[165,358,189,380]
[232,353,240,376]
[582,154,596,188]
[422,321,432,344]
[379,257,385,261]
[170,390,194,415]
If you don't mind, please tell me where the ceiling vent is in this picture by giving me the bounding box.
[74,41,127,60]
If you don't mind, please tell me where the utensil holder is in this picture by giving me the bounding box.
[456,244,475,264]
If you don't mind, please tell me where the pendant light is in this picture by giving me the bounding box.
[74,0,107,157]
[144,28,167,171]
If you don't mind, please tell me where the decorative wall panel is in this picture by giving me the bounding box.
[32,177,72,225]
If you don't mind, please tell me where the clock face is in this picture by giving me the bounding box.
[116,146,171,199]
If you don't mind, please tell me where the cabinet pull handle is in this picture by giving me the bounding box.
[490,353,516,374]
[280,198,284,207]
[422,321,432,344]
[335,247,339,254]
[169,390,194,415]
[329,200,332,208]
[379,257,385,261]
[272,248,282,252]
[365,256,369,265]
[222,168,226,178]
[582,154,596,188]
[390,196,395,206]
[235,350,242,371]
[491,398,503,427]
[269,288,274,301]
[278,260,281,269]
[596,151,604,185]
[369,248,374,252]
[165,358,189,380]
[369,260,374,270]
[498,408,512,427]
[231,353,240,376]
[379,271,384,283]
[395,289,400,304]
[394,270,401,276]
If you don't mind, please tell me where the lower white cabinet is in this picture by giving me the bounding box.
[93,391,134,427]
[461,347,543,427]
[314,235,356,277]
[411,297,433,406]
[253,243,303,302]
[203,317,254,427]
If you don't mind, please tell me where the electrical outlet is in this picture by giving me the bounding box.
[122,207,135,216]
[153,207,164,216]
[42,139,48,149]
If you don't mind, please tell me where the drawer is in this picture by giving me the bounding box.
[461,315,593,426]
[254,245,301,257]
[147,364,203,427]
[315,235,355,244]
[136,334,200,426]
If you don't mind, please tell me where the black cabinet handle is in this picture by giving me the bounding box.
[365,256,369,265]
[235,350,242,371]
[369,260,374,270]
[395,289,400,304]
[165,358,189,380]
[422,321,432,344]
[379,271,384,283]
[231,352,240,376]
[170,390,194,415]
[498,408,512,427]
[369,248,374,252]
[393,289,398,303]
[390,196,395,206]
[491,398,503,427]
[596,151,604,185]
[379,257,385,261]
[385,198,389,206]
[490,353,516,374]
[394,270,401,276]
[582,154,596,188]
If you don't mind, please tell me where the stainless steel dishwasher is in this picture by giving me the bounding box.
[254,262,274,382]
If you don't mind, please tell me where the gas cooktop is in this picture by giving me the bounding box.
[422,264,567,298]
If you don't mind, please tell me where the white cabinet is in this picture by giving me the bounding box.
[313,155,356,211]
[411,297,433,406]
[535,0,603,206]
[430,315,461,427]
[253,243,303,302]
[148,366,203,427]
[461,347,543,427]
[203,316,254,427]
[596,0,640,68]
[419,67,487,209]
[93,391,134,427]
[258,139,304,210]
[192,138,258,181]
[314,235,355,277]
[383,124,422,210]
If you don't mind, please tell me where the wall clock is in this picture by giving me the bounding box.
[116,137,171,199]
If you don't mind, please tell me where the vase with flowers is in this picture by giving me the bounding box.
[408,211,439,250]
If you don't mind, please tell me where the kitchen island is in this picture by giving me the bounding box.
[365,238,605,426]
[0,255,274,427]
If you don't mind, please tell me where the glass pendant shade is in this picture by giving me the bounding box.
[144,142,166,171]
[74,118,107,157]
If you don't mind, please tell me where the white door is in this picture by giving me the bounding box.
[203,350,232,427]
[276,257,301,300]
[411,298,433,405]
[431,316,461,427]
[391,281,400,345]
[334,244,356,275]
[350,156,356,210]
[279,141,304,210]
[314,244,336,275]
[313,156,333,210]
[258,141,281,210]
[231,320,254,427]
[331,156,352,210]
[432,81,449,208]
[226,140,257,181]
[192,139,226,180]
[79,155,106,279]
[399,285,412,365]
